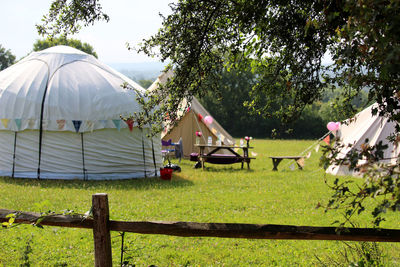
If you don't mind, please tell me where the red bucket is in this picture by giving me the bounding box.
[160,168,173,180]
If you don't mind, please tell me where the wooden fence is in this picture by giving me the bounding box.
[1,193,399,266]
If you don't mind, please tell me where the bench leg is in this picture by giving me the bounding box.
[271,158,283,171]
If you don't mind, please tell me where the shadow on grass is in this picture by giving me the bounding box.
[200,165,255,173]
[0,173,194,191]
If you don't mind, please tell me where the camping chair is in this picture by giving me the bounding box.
[173,138,183,163]
[161,139,175,163]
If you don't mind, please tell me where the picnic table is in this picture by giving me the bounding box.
[193,144,255,169]
[269,156,305,171]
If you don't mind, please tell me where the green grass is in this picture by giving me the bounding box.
[0,139,399,266]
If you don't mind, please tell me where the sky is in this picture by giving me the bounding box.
[0,0,174,64]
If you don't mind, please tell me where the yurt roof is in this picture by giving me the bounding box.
[0,45,146,132]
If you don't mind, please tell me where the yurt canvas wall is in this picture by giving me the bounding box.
[0,45,162,179]
[326,103,400,176]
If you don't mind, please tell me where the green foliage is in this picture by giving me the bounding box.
[33,37,98,58]
[315,242,387,267]
[36,0,109,38]
[0,140,399,265]
[320,139,400,227]
[20,234,34,267]
[200,68,368,139]
[0,44,16,70]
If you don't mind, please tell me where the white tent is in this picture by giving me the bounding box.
[148,70,235,157]
[327,103,400,176]
[0,45,162,179]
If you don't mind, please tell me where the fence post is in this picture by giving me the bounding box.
[92,193,112,267]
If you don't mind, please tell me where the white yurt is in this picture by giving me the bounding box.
[0,45,162,180]
[326,103,400,176]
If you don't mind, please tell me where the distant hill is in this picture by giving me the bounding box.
[108,62,167,82]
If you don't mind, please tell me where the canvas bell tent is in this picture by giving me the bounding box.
[148,70,235,158]
[326,103,400,176]
[0,45,162,179]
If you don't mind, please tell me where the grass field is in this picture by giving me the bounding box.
[0,139,399,266]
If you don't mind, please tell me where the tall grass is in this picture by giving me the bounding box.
[0,139,399,266]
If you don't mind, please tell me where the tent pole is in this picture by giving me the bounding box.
[81,133,87,180]
[151,137,157,177]
[12,131,17,178]
[141,129,147,178]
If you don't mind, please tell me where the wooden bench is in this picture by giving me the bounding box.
[190,153,256,169]
[269,156,304,171]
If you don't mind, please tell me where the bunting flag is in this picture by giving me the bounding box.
[42,120,48,129]
[57,119,66,130]
[124,119,134,132]
[72,120,82,133]
[306,151,312,159]
[86,121,94,132]
[211,127,218,135]
[112,119,121,131]
[14,119,21,130]
[289,163,296,171]
[315,144,320,152]
[297,158,305,168]
[28,119,36,128]
[323,135,330,145]
[1,119,9,128]
[197,113,203,122]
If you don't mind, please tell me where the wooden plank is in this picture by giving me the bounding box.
[1,209,400,242]
[201,155,256,159]
[92,193,112,267]
[0,209,93,229]
[269,156,303,159]
[108,221,400,243]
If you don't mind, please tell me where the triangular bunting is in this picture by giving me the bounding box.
[211,127,218,135]
[57,119,66,130]
[315,144,320,152]
[42,120,48,129]
[124,119,134,132]
[28,119,36,128]
[306,151,312,159]
[14,119,21,130]
[112,119,121,131]
[289,163,296,171]
[1,119,9,128]
[86,121,94,132]
[72,120,82,133]
[296,158,305,168]
[323,135,330,145]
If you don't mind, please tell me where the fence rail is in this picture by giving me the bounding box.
[1,193,399,266]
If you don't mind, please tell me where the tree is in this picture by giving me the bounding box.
[39,0,400,226]
[0,44,16,70]
[33,37,98,58]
